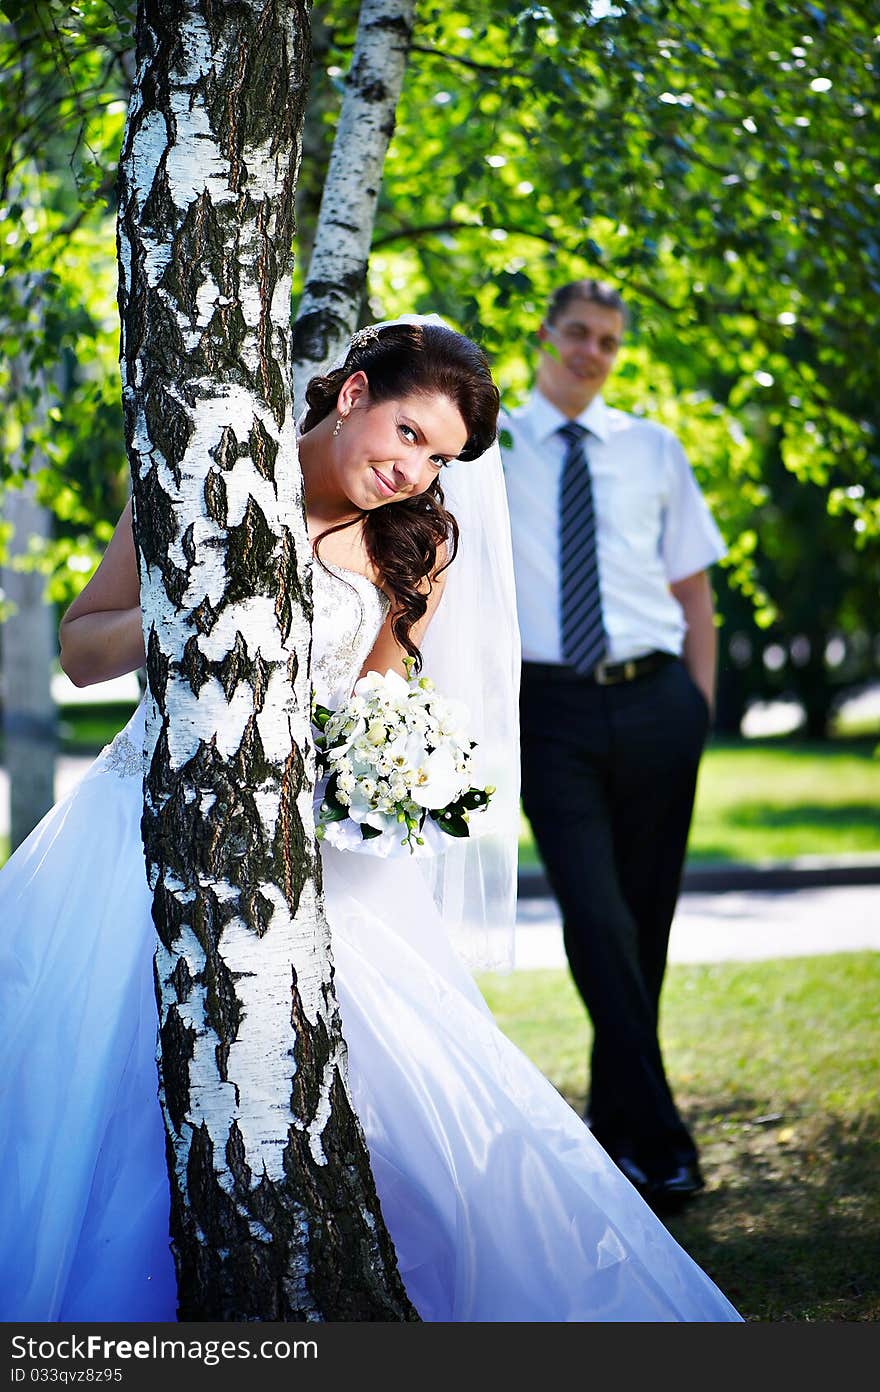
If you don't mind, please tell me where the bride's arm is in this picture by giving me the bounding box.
[358,558,448,681]
[59,500,145,688]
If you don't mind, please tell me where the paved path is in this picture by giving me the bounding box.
[514,885,880,970]
[3,757,878,968]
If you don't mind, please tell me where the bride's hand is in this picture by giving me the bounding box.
[59,500,146,687]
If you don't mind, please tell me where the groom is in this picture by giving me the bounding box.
[501,279,726,1209]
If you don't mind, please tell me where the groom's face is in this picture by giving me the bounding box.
[537,299,624,407]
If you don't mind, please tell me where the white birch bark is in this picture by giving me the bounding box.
[292,0,417,412]
[117,0,415,1321]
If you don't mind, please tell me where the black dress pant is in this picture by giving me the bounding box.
[520,657,710,1178]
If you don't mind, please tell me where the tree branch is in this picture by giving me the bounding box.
[408,42,511,76]
[372,218,477,248]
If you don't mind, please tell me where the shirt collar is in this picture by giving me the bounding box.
[527,390,610,444]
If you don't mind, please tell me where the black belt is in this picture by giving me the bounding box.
[523,651,676,686]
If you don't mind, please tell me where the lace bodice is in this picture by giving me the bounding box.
[310,561,391,708]
[101,563,389,778]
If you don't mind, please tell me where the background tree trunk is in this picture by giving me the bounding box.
[0,151,59,849]
[292,0,416,414]
[117,0,416,1321]
[0,474,56,850]
[293,11,338,271]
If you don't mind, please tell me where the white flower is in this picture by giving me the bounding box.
[409,746,465,810]
[434,696,470,738]
[385,731,423,773]
[354,668,410,702]
[347,740,370,762]
[315,664,493,855]
[347,782,396,831]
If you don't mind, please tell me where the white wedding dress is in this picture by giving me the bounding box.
[0,560,741,1323]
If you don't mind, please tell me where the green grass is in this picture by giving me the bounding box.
[5,696,877,1319]
[11,711,880,870]
[520,735,880,869]
[57,701,138,753]
[477,952,880,1322]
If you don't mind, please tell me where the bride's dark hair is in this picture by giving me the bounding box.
[300,321,500,668]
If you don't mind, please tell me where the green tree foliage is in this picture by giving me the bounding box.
[371,4,876,501]
[0,1,133,599]
[362,0,879,719]
[2,0,877,711]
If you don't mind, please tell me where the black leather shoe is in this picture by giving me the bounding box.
[647,1160,705,1212]
[611,1153,652,1195]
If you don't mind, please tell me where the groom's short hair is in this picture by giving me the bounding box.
[545,279,629,329]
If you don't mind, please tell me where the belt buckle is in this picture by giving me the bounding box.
[595,658,637,686]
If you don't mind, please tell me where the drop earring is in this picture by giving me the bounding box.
[333,416,344,437]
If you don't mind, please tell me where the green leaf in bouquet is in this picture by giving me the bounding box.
[318,776,349,824]
[312,703,334,732]
[431,810,470,839]
[360,823,384,841]
[458,787,490,811]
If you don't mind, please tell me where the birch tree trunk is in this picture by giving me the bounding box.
[117,0,416,1321]
[293,11,336,270]
[292,0,416,413]
[0,477,56,850]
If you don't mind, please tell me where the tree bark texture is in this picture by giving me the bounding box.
[117,0,417,1321]
[292,0,416,413]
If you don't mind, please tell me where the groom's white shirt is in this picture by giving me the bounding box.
[500,390,727,664]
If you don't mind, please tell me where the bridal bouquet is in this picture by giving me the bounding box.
[313,663,494,857]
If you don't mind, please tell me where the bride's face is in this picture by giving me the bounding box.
[333,374,469,511]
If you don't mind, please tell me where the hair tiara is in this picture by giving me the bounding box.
[349,324,382,351]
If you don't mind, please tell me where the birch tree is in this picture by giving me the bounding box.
[117,0,416,1321]
[292,0,416,414]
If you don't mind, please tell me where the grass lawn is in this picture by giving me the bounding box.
[4,699,877,1319]
[2,711,874,873]
[519,735,880,869]
[478,952,880,1322]
[57,701,139,752]
[56,712,879,870]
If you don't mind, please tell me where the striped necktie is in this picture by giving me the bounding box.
[558,421,607,676]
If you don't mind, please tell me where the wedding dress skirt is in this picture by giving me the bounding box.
[0,565,740,1322]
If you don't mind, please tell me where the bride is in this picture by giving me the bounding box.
[0,317,741,1322]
